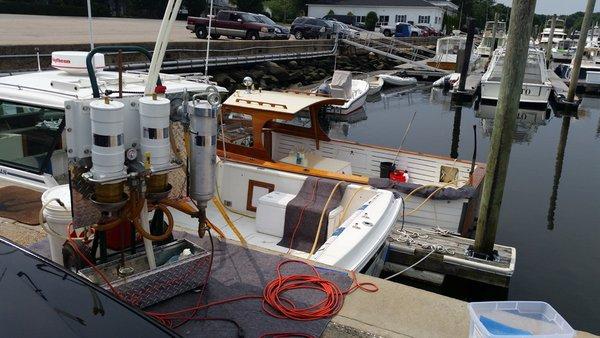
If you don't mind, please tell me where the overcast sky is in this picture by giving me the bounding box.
[494,0,599,15]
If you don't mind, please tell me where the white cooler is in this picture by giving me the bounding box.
[256,191,343,238]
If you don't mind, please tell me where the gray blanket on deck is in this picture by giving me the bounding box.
[278,177,348,253]
[368,177,476,200]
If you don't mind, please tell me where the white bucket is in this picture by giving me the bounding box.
[41,185,73,265]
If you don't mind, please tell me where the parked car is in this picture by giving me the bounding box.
[253,14,290,39]
[415,25,439,36]
[394,23,413,37]
[323,14,357,27]
[377,23,396,37]
[186,10,275,40]
[327,20,360,39]
[290,17,334,39]
[0,237,177,337]
[408,23,422,37]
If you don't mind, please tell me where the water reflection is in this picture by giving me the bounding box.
[547,116,572,230]
[450,106,462,159]
[475,104,552,143]
[319,108,367,139]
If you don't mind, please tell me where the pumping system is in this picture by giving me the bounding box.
[56,47,222,305]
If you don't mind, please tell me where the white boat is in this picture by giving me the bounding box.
[481,47,552,107]
[427,31,480,71]
[537,19,568,52]
[216,89,486,236]
[0,52,227,192]
[476,21,507,57]
[378,74,418,86]
[563,55,600,93]
[319,70,369,115]
[367,75,384,95]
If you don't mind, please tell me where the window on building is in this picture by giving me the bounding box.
[356,16,366,23]
[378,15,389,25]
[395,14,407,23]
[418,15,430,24]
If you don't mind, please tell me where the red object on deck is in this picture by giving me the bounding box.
[155,85,167,94]
[389,170,409,183]
[105,219,137,251]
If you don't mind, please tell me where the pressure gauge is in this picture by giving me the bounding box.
[126,148,138,161]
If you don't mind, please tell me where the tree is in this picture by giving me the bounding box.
[234,0,264,13]
[365,11,378,31]
[327,9,334,15]
[347,11,354,16]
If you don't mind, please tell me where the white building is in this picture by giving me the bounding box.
[306,0,458,32]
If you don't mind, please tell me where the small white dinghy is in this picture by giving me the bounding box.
[367,75,384,95]
[378,74,418,86]
[319,70,369,115]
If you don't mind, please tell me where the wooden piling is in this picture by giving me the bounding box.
[457,19,475,92]
[491,13,500,53]
[567,0,597,102]
[545,14,557,68]
[473,0,538,256]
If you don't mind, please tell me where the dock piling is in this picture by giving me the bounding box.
[457,19,475,92]
[473,0,538,257]
[567,0,597,102]
[491,13,500,54]
[546,15,557,68]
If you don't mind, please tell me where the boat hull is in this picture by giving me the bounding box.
[481,81,552,107]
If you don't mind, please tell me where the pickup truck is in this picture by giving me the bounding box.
[186,10,275,40]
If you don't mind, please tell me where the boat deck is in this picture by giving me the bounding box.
[385,222,515,288]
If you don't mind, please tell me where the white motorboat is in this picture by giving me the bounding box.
[537,19,568,52]
[563,54,600,93]
[319,70,369,115]
[378,74,418,86]
[367,75,384,95]
[426,32,480,71]
[476,21,507,57]
[0,52,227,192]
[552,39,577,63]
[480,47,552,107]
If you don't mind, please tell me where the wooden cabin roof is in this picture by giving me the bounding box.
[222,89,345,115]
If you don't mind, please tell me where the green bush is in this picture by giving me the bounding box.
[365,11,378,31]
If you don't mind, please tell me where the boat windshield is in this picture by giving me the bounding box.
[0,101,64,174]
[437,37,465,56]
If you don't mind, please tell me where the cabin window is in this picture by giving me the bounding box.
[418,16,430,24]
[220,112,254,147]
[395,15,407,23]
[0,101,64,173]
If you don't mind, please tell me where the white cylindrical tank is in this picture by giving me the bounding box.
[188,99,217,206]
[41,185,72,265]
[139,96,171,171]
[90,99,126,180]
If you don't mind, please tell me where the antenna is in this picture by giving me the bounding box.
[204,0,215,80]
[86,0,94,50]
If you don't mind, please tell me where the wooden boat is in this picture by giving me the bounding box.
[213,89,486,238]
[367,75,384,95]
[378,74,417,86]
[481,47,552,107]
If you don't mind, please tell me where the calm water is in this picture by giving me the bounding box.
[322,87,600,334]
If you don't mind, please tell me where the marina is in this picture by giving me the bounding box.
[1,1,600,337]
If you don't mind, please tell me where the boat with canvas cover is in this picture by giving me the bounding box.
[317,70,369,115]
[211,86,486,238]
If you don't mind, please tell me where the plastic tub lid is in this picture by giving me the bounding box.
[41,185,72,212]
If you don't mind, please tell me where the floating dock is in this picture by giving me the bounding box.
[385,223,515,288]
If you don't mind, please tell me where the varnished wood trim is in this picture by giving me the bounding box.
[246,179,275,212]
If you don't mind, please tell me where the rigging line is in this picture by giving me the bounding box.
[393,110,418,165]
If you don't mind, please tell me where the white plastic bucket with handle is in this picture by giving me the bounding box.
[40,185,72,265]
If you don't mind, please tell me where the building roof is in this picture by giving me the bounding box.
[307,0,437,7]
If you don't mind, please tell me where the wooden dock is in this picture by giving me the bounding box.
[548,70,581,112]
[385,223,515,288]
